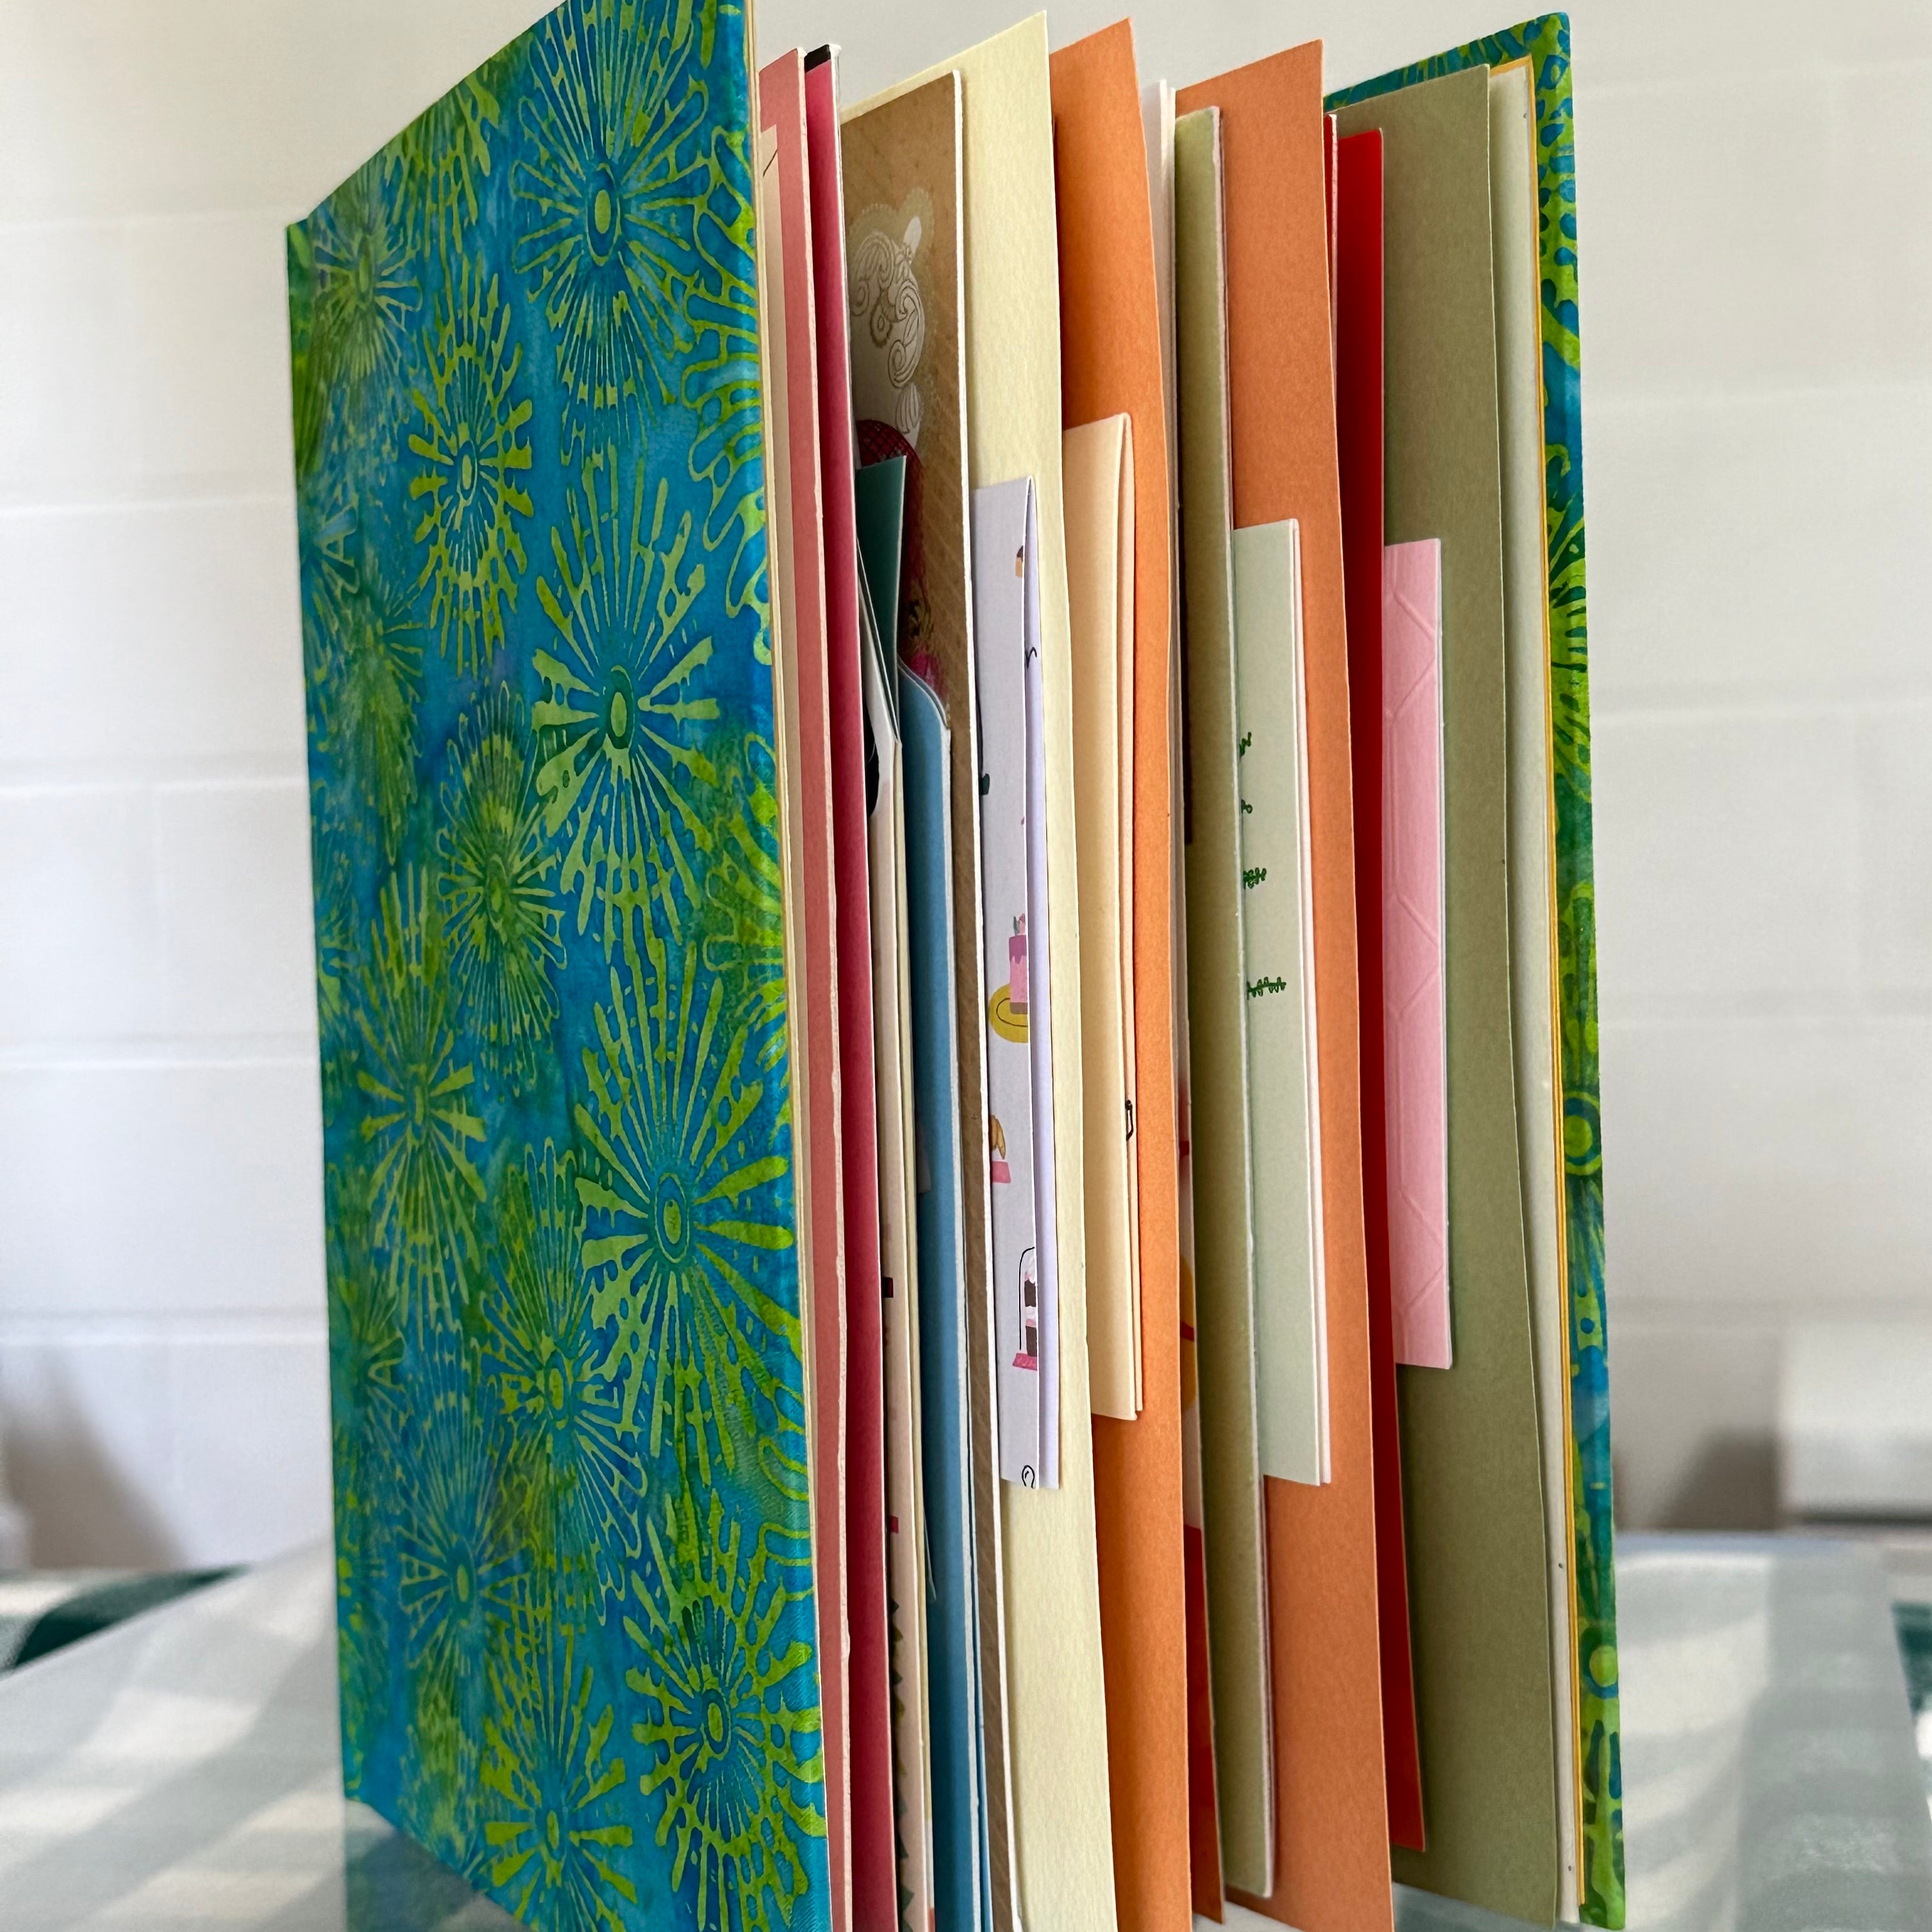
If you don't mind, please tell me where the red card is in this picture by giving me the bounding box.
[1336,126,1425,1855]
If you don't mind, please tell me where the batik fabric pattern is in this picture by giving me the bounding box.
[1329,16,1623,1927]
[289,4,830,1929]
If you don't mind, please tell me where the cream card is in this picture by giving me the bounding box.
[1065,414,1142,1423]
[1231,519,1328,1488]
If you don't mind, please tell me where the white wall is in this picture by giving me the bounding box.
[1,0,1926,1564]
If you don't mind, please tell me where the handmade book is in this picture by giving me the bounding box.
[290,8,833,1932]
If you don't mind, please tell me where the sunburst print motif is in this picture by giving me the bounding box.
[322,549,422,862]
[386,57,508,265]
[292,7,825,1923]
[355,869,485,1318]
[700,736,787,1059]
[482,1621,638,1932]
[410,256,534,677]
[437,688,564,1091]
[626,1486,824,1932]
[395,1334,529,1842]
[575,931,797,1485]
[512,0,708,454]
[309,156,420,446]
[683,124,767,632]
[534,447,718,957]
[482,1142,640,1615]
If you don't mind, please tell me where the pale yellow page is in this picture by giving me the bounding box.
[853,18,1115,1932]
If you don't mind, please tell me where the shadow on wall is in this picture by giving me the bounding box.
[0,1359,179,1570]
[1617,1433,1780,1534]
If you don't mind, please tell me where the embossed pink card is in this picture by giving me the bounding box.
[1382,539,1450,1369]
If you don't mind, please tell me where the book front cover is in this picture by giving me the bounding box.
[288,5,830,1928]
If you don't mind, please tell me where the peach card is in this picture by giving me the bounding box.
[1382,539,1449,1370]
[1054,23,1193,1932]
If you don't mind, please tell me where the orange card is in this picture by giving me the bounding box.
[1177,42,1392,1932]
[1051,25,1190,1932]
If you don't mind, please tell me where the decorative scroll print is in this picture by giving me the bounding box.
[288,5,828,1928]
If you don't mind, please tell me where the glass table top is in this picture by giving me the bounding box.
[1,1534,1928,1929]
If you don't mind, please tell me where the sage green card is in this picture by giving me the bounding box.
[1334,65,1559,1926]
[1174,105,1273,1901]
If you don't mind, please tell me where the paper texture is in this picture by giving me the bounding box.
[1491,55,1581,1922]
[805,49,897,1929]
[1232,520,1327,1489]
[1065,415,1142,1425]
[1147,76,1225,1922]
[1334,21,1623,1922]
[762,76,853,1932]
[1382,541,1449,1371]
[856,459,937,1932]
[855,23,1117,1931]
[1334,124,1426,1854]
[842,76,1022,1931]
[290,8,839,1927]
[1334,63,1559,1926]
[972,479,1048,1487]
[1179,42,1393,1932]
[1054,28,1192,1932]
[901,669,984,1932]
[1172,106,1272,1903]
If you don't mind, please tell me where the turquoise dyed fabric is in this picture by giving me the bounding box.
[288,5,828,1928]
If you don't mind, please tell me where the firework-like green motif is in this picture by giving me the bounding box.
[483,1142,641,1614]
[534,447,719,956]
[386,59,507,265]
[309,157,420,446]
[397,1337,530,1714]
[438,688,565,1091]
[291,6,823,1923]
[355,869,484,1316]
[512,0,708,455]
[483,1623,638,1931]
[684,124,767,633]
[700,735,788,1060]
[410,256,534,677]
[627,1487,824,1932]
[575,932,796,1485]
[1332,18,1624,1924]
[322,549,422,862]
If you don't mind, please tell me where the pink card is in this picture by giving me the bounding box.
[804,49,898,1932]
[1382,539,1450,1370]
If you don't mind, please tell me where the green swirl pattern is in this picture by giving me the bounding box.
[289,4,824,1925]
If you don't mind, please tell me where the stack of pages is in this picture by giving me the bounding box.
[288,5,1621,1930]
